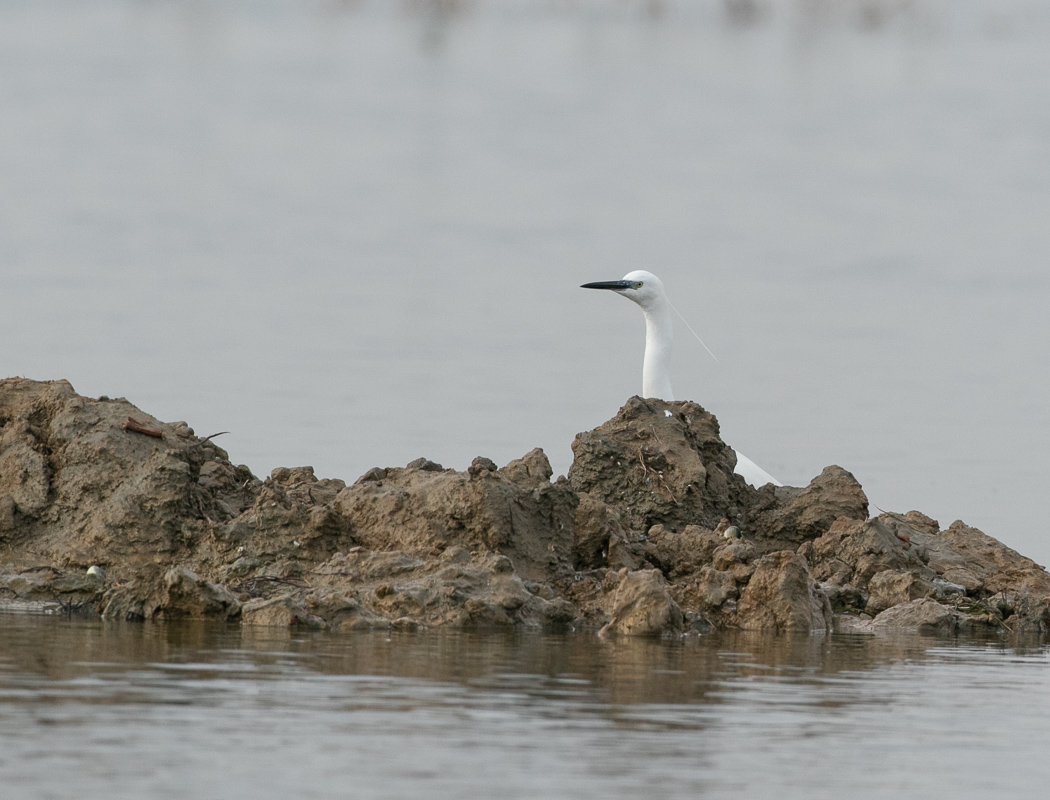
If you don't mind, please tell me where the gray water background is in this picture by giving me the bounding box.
[1,615,1049,799]
[2,0,1049,564]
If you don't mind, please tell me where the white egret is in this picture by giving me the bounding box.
[581,270,782,488]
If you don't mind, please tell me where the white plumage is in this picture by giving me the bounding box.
[582,269,782,488]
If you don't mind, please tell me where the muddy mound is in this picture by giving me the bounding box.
[2,378,1048,637]
[568,396,752,533]
[0,378,257,569]
[334,449,576,582]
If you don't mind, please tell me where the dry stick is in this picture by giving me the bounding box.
[122,418,229,444]
[645,424,682,504]
[122,417,164,438]
[638,447,678,505]
[873,505,912,524]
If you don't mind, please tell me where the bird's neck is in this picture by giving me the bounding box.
[641,300,674,401]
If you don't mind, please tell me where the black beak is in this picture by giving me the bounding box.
[581,280,632,291]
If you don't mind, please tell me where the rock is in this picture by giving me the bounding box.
[468,456,498,478]
[218,556,263,581]
[309,549,574,630]
[498,448,553,486]
[983,591,1050,633]
[0,378,261,575]
[0,494,16,535]
[0,567,35,597]
[312,550,427,584]
[736,551,832,633]
[902,510,940,535]
[4,377,1050,638]
[682,565,738,611]
[0,564,104,614]
[568,397,752,534]
[241,595,327,629]
[334,449,576,582]
[0,435,50,520]
[822,582,868,612]
[302,589,392,631]
[834,613,876,634]
[870,598,958,634]
[599,569,685,636]
[51,571,107,594]
[355,467,387,484]
[712,539,757,576]
[406,458,443,472]
[220,471,354,565]
[879,514,982,590]
[874,516,1050,631]
[801,517,929,589]
[938,521,1050,597]
[642,524,725,578]
[159,565,241,620]
[865,569,938,615]
[572,492,639,570]
[748,466,869,547]
[270,466,347,507]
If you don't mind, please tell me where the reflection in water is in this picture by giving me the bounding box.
[0,613,1041,697]
[1,615,1048,798]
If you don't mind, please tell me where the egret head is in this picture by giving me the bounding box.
[581,270,667,311]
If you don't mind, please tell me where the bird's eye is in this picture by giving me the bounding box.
[632,281,643,289]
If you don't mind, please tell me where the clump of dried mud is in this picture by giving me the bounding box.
[2,378,1047,637]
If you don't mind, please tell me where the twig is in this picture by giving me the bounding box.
[638,447,678,505]
[122,417,164,438]
[638,446,650,479]
[874,505,910,523]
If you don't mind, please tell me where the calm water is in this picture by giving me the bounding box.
[0,613,1048,799]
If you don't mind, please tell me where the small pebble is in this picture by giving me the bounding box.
[86,565,106,579]
[723,526,741,540]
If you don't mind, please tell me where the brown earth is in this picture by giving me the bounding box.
[2,377,1047,637]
